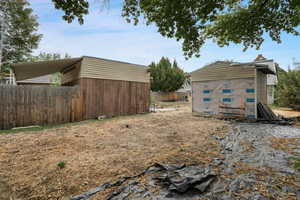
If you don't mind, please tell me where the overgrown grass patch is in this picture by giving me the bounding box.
[289,157,300,170]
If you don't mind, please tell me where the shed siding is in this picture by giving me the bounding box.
[192,78,256,118]
[80,57,150,83]
[256,70,268,105]
[61,61,81,85]
[191,62,255,82]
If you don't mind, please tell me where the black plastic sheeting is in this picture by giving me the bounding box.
[71,163,216,200]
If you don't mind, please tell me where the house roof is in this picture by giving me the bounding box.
[12,57,82,81]
[191,60,276,82]
[17,74,53,84]
[12,56,148,82]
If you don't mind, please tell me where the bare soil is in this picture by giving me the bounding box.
[273,107,300,118]
[0,102,229,200]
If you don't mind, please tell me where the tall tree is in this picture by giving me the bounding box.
[26,52,71,62]
[150,57,187,92]
[51,0,300,58]
[0,0,42,73]
[275,68,300,110]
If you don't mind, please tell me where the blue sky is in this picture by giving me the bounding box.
[29,0,300,72]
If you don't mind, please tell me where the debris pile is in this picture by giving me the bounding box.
[71,163,217,200]
[257,103,293,125]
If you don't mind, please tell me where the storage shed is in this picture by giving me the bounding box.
[191,59,276,119]
[12,56,150,120]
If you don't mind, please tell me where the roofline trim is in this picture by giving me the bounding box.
[230,59,274,66]
[11,57,83,69]
[82,56,148,68]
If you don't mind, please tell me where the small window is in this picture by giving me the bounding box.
[247,115,255,118]
[246,98,255,102]
[203,98,211,102]
[203,90,211,94]
[223,98,232,102]
[246,88,255,93]
[222,89,232,93]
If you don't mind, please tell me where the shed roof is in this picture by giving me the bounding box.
[12,57,82,81]
[17,74,53,84]
[191,60,276,82]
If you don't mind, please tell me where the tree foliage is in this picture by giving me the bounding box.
[0,0,42,72]
[149,57,187,92]
[51,0,300,58]
[51,0,89,24]
[275,68,300,110]
[26,52,71,62]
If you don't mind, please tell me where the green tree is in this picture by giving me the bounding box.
[26,52,71,62]
[51,0,300,58]
[0,0,42,73]
[150,57,186,92]
[275,69,300,110]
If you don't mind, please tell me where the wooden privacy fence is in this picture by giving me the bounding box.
[0,85,84,130]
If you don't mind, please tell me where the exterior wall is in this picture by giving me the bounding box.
[79,78,150,119]
[192,78,256,118]
[267,85,275,105]
[61,61,81,85]
[80,57,150,83]
[256,70,268,105]
[191,62,255,82]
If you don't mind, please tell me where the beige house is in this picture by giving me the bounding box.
[191,59,276,119]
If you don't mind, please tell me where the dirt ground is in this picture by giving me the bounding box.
[273,107,300,118]
[0,102,229,200]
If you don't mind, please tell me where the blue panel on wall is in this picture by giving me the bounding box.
[222,89,232,93]
[223,98,232,102]
[203,90,211,94]
[203,98,211,102]
[246,88,255,93]
[247,115,256,118]
[246,98,255,102]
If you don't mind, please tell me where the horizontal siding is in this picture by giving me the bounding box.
[61,62,81,84]
[191,62,255,81]
[80,57,150,83]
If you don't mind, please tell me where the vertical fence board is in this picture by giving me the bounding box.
[0,78,150,130]
[0,85,84,130]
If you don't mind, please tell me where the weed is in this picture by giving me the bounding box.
[57,161,66,169]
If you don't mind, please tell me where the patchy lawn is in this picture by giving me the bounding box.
[0,103,229,200]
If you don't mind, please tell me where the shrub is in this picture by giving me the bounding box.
[275,69,300,110]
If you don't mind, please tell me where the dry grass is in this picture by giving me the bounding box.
[271,137,300,157]
[0,103,229,200]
